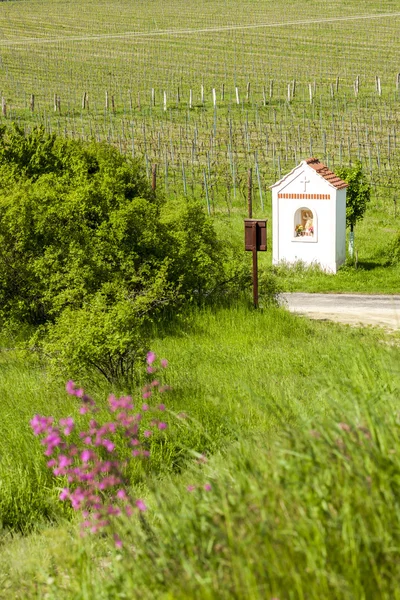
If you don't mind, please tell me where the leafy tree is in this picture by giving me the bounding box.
[336,162,371,258]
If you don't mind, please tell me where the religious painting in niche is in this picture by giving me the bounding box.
[294,207,315,237]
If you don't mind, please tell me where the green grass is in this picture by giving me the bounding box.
[1,302,399,532]
[1,311,400,597]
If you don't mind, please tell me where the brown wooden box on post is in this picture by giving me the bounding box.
[244,219,267,251]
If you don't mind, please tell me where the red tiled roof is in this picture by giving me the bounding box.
[304,157,348,190]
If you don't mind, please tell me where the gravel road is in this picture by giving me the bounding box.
[281,293,400,330]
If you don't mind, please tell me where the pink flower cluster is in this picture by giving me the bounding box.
[30,352,169,544]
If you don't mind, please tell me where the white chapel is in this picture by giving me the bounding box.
[271,158,348,273]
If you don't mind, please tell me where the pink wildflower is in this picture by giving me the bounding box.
[160,359,168,368]
[136,499,147,511]
[59,488,69,501]
[146,351,156,365]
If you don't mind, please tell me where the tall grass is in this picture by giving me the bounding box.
[2,352,400,598]
[1,303,399,535]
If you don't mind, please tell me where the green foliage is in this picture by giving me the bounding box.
[2,338,400,597]
[336,162,371,232]
[390,230,400,265]
[0,126,243,383]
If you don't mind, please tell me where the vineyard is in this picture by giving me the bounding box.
[1,0,400,216]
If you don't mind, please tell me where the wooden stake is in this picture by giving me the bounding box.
[151,164,157,191]
[248,167,253,218]
[29,94,35,112]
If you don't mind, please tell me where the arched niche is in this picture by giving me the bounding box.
[294,207,317,240]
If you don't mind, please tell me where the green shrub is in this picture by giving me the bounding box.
[0,126,247,384]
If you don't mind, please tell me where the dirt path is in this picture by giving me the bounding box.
[281,293,400,330]
[2,12,400,46]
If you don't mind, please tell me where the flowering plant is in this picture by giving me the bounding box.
[30,351,169,547]
[295,224,304,236]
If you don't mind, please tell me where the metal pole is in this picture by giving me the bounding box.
[252,221,258,308]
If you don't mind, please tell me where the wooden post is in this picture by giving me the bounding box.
[57,96,61,114]
[252,221,258,309]
[29,94,35,112]
[53,93,58,112]
[246,81,250,103]
[248,167,253,218]
[151,164,157,191]
[82,92,88,110]
[111,95,115,112]
[235,86,240,105]
[189,89,192,109]
[221,83,225,101]
[212,88,216,107]
[105,91,109,110]
[163,91,167,111]
[1,97,6,117]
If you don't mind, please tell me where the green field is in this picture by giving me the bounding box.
[1,0,400,205]
[2,304,400,598]
[1,0,400,290]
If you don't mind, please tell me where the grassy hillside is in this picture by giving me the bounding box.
[1,303,400,597]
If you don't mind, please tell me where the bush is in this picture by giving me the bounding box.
[0,126,244,384]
